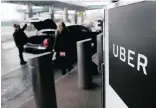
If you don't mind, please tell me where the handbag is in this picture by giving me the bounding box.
[60,52,66,57]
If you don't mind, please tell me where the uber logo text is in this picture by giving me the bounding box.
[113,44,148,75]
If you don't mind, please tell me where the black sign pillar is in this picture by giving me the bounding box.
[105,1,156,108]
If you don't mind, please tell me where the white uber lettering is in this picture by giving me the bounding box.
[137,53,148,75]
[120,46,126,62]
[128,50,135,68]
[113,44,118,57]
[112,44,148,75]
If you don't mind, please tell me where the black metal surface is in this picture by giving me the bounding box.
[28,53,57,108]
[77,39,93,89]
[31,19,57,31]
[24,47,49,54]
[109,1,156,108]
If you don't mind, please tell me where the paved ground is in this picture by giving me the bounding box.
[1,47,34,76]
[1,28,37,76]
[1,64,66,108]
[19,70,101,108]
[1,43,98,108]
[18,54,101,108]
[1,39,83,108]
[1,39,65,108]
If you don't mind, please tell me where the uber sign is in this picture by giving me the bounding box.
[109,1,156,108]
[113,44,148,75]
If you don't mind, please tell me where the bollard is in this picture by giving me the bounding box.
[28,52,57,108]
[97,33,103,72]
[77,38,93,89]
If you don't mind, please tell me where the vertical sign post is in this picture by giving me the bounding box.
[108,1,156,108]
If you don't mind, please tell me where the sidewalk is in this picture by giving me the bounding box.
[1,47,36,76]
[1,63,69,108]
[1,27,37,75]
[18,54,101,108]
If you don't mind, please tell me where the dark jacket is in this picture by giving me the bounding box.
[53,28,75,68]
[13,24,28,47]
[54,29,72,54]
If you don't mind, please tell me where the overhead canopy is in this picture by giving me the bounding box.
[87,5,105,10]
[17,7,62,14]
[1,0,88,11]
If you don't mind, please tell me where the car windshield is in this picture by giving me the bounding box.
[79,26,89,32]
[68,25,89,32]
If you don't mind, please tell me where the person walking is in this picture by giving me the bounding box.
[13,23,29,65]
[53,21,73,75]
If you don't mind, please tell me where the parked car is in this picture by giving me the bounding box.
[24,18,57,53]
[24,20,99,69]
[67,24,98,52]
[24,18,98,55]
